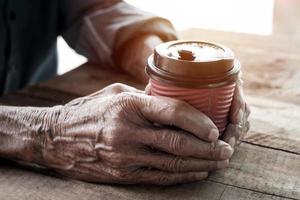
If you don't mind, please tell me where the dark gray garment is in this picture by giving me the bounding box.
[0,0,177,95]
[0,0,59,95]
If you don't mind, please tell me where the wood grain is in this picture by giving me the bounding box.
[209,143,300,199]
[1,65,299,200]
[243,96,300,154]
[0,0,299,199]
[0,159,292,200]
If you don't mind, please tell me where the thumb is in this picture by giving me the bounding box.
[144,83,151,95]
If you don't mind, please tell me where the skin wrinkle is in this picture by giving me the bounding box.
[0,82,249,185]
[149,100,176,126]
[65,160,136,184]
[136,97,155,128]
[168,130,186,156]
[167,156,184,172]
[0,27,250,184]
[0,106,54,162]
[52,137,96,158]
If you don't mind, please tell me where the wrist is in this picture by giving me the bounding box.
[0,105,62,164]
[116,34,163,82]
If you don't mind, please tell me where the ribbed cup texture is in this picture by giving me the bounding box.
[150,80,236,134]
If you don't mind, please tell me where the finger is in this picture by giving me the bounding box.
[93,83,143,96]
[224,83,251,146]
[139,151,229,172]
[225,80,251,143]
[139,169,208,185]
[245,103,251,119]
[144,83,151,95]
[141,96,220,142]
[222,124,240,149]
[230,82,246,125]
[141,128,233,160]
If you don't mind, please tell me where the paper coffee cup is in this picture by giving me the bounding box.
[146,40,241,134]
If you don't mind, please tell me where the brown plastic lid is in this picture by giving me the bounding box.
[146,40,241,88]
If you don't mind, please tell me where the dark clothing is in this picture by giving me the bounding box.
[0,0,176,95]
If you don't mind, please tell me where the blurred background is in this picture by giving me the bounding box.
[57,0,274,74]
[57,0,300,104]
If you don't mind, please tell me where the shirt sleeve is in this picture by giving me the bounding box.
[60,0,178,67]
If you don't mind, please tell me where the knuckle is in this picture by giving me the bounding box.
[156,175,171,185]
[113,169,130,179]
[109,83,127,93]
[103,129,121,149]
[167,157,185,172]
[169,134,187,155]
[108,152,127,167]
[115,92,131,103]
[115,93,139,109]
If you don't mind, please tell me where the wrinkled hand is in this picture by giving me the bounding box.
[43,83,233,185]
[145,77,251,150]
[117,35,163,83]
[222,79,251,149]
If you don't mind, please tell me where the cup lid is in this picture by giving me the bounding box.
[146,40,241,88]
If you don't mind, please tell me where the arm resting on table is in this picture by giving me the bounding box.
[0,106,59,164]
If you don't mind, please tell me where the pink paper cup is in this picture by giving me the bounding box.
[150,79,236,134]
[145,40,241,136]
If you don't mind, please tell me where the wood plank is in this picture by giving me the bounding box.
[19,85,80,105]
[41,65,145,96]
[1,67,299,198]
[0,158,291,200]
[0,1,299,198]
[0,141,298,200]
[0,93,58,107]
[244,132,300,155]
[209,143,300,199]
[0,85,79,107]
[243,96,300,154]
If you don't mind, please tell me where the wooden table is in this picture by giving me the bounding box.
[0,0,299,199]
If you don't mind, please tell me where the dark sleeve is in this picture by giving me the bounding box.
[59,0,178,67]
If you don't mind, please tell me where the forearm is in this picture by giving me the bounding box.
[61,1,177,67]
[0,105,59,163]
[116,34,163,68]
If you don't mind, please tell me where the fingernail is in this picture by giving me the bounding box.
[221,146,234,160]
[228,137,236,148]
[208,129,219,141]
[238,109,244,121]
[217,160,229,169]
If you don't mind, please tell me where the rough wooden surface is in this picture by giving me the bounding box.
[1,0,300,199]
[0,157,294,200]
[0,63,299,200]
